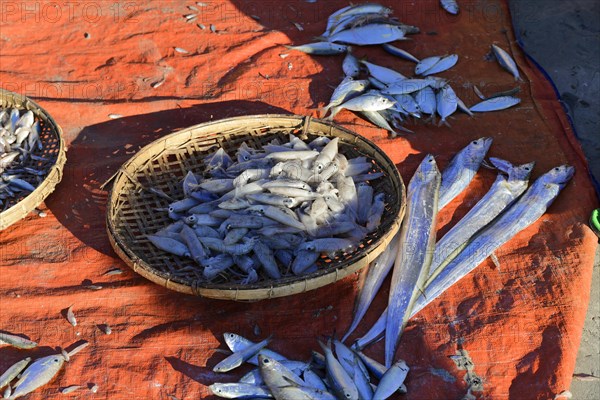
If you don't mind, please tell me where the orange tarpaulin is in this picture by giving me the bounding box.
[0,1,598,399]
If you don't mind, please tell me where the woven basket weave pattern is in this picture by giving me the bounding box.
[0,88,66,230]
[107,115,405,300]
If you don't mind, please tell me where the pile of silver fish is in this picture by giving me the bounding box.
[0,332,89,399]
[286,3,522,135]
[341,139,574,371]
[147,135,387,284]
[207,332,409,400]
[0,107,44,211]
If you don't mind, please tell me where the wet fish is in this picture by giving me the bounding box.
[419,54,458,76]
[381,43,420,63]
[8,354,66,399]
[360,60,407,85]
[328,24,407,46]
[385,154,440,367]
[469,96,521,112]
[209,382,273,399]
[0,358,31,390]
[224,333,287,366]
[438,138,493,210]
[436,85,458,124]
[413,165,575,317]
[430,159,534,279]
[328,92,395,120]
[286,42,348,55]
[213,336,272,372]
[319,339,359,400]
[343,232,400,343]
[343,50,361,78]
[491,44,522,81]
[440,0,459,14]
[372,360,409,400]
[0,333,37,349]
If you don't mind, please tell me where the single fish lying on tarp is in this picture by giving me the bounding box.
[385,154,441,367]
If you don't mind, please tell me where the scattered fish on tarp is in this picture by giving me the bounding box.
[203,332,412,400]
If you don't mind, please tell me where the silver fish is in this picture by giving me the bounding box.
[0,358,31,390]
[328,24,406,46]
[420,54,458,76]
[299,238,354,253]
[382,79,432,95]
[413,165,575,317]
[224,333,287,366]
[343,50,361,78]
[147,235,190,257]
[321,78,369,118]
[438,138,493,210]
[372,360,409,400]
[360,60,406,85]
[385,154,440,367]
[209,382,273,399]
[440,0,459,14]
[329,92,395,121]
[414,86,436,115]
[469,96,521,112]
[415,56,442,75]
[436,85,458,124]
[9,354,66,399]
[213,336,271,372]
[356,183,374,224]
[0,333,37,349]
[491,44,521,81]
[285,42,348,55]
[326,4,392,35]
[381,43,420,63]
[430,159,534,279]
[318,339,359,400]
[257,355,305,391]
[291,250,320,275]
[342,232,400,343]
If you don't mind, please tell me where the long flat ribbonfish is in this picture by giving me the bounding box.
[385,154,441,367]
[429,158,535,281]
[412,164,575,317]
[438,138,493,210]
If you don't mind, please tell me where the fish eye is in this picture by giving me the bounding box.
[524,167,530,171]
[263,359,270,364]
[472,140,478,145]
[554,167,560,171]
[229,333,235,338]
[346,393,351,398]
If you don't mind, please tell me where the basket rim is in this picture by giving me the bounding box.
[106,114,406,300]
[0,88,67,230]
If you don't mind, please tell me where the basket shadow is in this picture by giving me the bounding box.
[44,100,291,256]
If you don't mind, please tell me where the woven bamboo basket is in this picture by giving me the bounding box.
[0,88,66,230]
[107,115,406,301]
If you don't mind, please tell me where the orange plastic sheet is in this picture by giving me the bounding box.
[0,1,598,399]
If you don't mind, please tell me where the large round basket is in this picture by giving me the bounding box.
[0,88,66,230]
[106,115,406,301]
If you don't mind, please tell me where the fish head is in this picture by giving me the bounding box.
[542,165,575,186]
[510,161,536,181]
[417,154,439,177]
[247,205,266,214]
[466,137,493,162]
